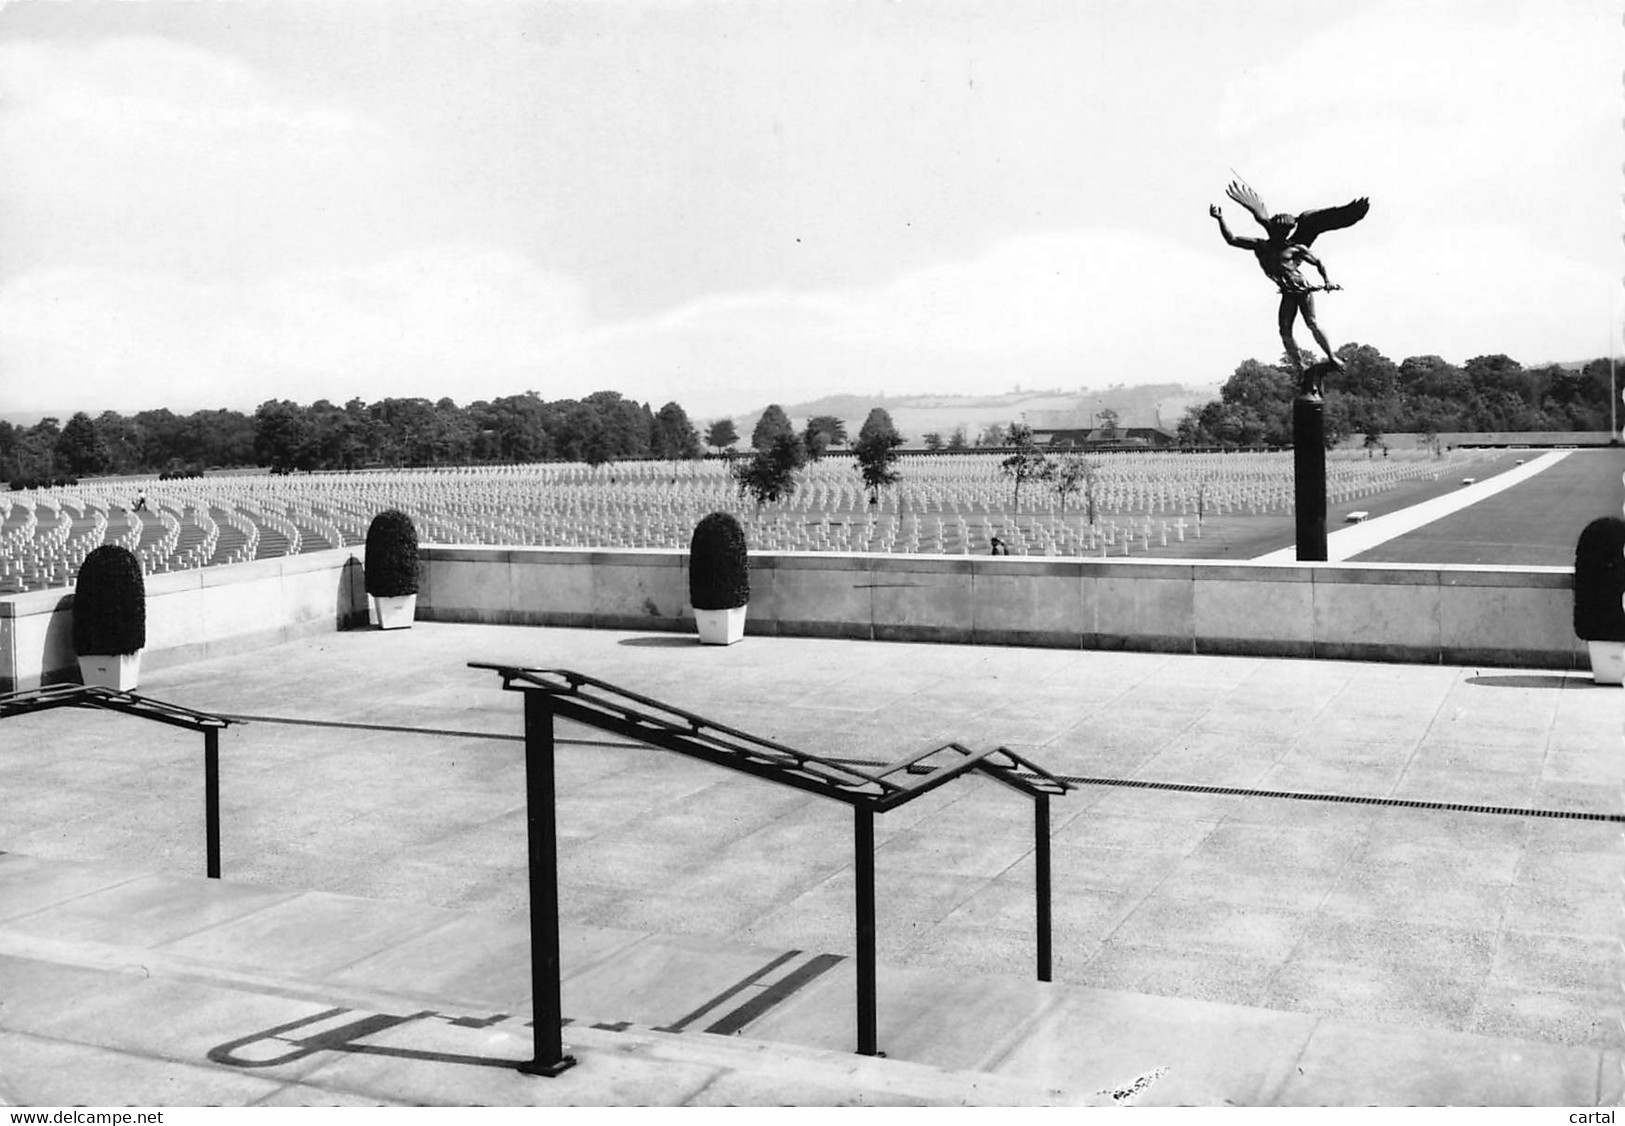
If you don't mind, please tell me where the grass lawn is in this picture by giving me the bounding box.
[1351,448,1624,567]
[1130,449,1538,560]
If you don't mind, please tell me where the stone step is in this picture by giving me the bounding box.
[2,849,1611,1107]
[0,853,1101,1107]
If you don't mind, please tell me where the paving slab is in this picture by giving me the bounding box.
[0,871,302,948]
[0,1029,292,1108]
[739,957,1061,1072]
[987,985,1323,1106]
[1,621,1619,1105]
[0,856,1103,1106]
[1274,1019,1606,1106]
[0,841,1612,1106]
[0,852,149,920]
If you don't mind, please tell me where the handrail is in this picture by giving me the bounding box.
[471,661,1071,1066]
[0,685,232,878]
[469,663,1071,811]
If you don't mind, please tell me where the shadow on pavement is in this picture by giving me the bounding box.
[1465,673,1602,689]
[617,635,699,648]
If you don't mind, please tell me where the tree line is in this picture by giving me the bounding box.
[0,390,901,490]
[0,391,710,486]
[1179,347,1617,450]
[2,344,1614,486]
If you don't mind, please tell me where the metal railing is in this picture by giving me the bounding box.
[3,672,1072,1074]
[0,684,232,878]
[470,662,1072,1069]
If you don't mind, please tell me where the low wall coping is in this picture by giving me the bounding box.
[415,543,1575,587]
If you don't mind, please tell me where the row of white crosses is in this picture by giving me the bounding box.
[0,485,284,590]
[0,496,112,591]
[0,448,1495,590]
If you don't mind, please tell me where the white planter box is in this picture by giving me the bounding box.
[371,593,418,630]
[694,605,747,646]
[78,651,142,691]
[1587,640,1624,685]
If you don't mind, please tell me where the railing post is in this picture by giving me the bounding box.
[854,806,879,1057]
[520,690,577,1076]
[204,727,221,880]
[1035,793,1052,982]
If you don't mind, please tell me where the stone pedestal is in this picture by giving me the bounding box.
[1292,392,1328,562]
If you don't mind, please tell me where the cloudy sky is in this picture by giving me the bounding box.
[0,0,1617,420]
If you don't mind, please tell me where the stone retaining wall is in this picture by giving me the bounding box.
[415,545,1585,670]
[0,545,1587,691]
[0,549,367,692]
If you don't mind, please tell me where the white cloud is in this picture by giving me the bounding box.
[0,35,588,414]
[0,246,586,412]
[1335,224,1619,363]
[0,36,430,276]
[537,214,1619,418]
[0,36,375,134]
[1213,0,1616,228]
[532,229,1253,416]
[0,10,1612,424]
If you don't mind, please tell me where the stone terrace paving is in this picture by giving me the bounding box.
[0,622,1619,1106]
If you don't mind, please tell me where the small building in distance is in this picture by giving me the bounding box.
[1022,408,1176,450]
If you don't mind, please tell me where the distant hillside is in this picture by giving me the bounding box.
[721,384,1220,447]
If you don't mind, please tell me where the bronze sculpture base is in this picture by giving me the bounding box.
[1297,359,1341,399]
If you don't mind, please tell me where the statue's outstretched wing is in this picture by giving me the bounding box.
[1224,180,1271,229]
[1294,198,1370,246]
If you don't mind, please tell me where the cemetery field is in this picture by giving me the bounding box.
[1352,446,1625,567]
[0,448,1573,593]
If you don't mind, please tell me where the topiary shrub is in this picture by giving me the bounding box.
[73,544,146,656]
[365,509,420,598]
[689,511,749,611]
[1574,515,1625,641]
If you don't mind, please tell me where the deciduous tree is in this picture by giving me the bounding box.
[804,415,847,453]
[1050,452,1099,523]
[732,432,807,512]
[705,418,740,454]
[751,405,794,452]
[651,401,703,459]
[55,412,111,477]
[999,423,1052,509]
[856,407,898,446]
[853,429,903,504]
[253,400,315,472]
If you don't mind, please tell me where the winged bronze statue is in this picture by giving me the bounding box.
[1210,179,1369,393]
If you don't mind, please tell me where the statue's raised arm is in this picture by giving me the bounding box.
[1209,202,1262,249]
